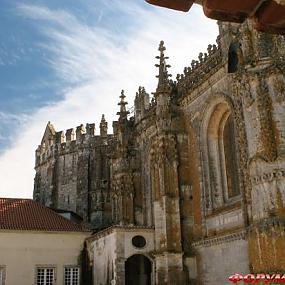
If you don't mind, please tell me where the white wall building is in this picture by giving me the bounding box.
[0,198,90,285]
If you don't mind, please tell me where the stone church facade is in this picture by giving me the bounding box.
[34,20,285,285]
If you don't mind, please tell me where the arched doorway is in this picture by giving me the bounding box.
[125,254,152,285]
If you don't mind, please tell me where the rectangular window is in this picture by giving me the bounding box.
[64,267,79,285]
[36,268,55,285]
[0,266,5,285]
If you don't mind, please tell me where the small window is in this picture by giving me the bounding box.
[132,236,146,248]
[36,268,55,285]
[64,267,79,285]
[0,267,5,285]
[228,42,242,73]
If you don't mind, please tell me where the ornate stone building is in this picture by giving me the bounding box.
[34,20,285,285]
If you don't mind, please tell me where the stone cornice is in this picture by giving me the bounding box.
[192,230,247,248]
[86,225,154,241]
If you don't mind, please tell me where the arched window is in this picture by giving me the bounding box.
[203,101,240,211]
[228,42,242,73]
[223,115,240,198]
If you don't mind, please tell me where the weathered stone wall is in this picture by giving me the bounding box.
[90,231,117,285]
[88,227,154,285]
[34,122,114,229]
[194,232,249,285]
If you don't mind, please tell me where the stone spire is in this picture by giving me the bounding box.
[117,90,129,121]
[155,40,172,93]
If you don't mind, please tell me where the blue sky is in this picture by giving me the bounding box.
[0,0,218,198]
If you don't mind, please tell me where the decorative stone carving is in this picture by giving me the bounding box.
[231,78,252,224]
[272,75,285,102]
[255,75,277,161]
[255,32,274,59]
[176,38,223,98]
[150,135,178,165]
[241,79,255,108]
[192,230,246,248]
[250,169,285,185]
[209,156,222,209]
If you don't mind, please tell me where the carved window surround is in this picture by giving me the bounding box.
[201,98,241,214]
[192,230,246,248]
[205,200,242,218]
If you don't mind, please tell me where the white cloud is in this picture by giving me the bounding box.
[0,1,218,198]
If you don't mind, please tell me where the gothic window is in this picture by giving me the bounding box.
[204,101,240,210]
[223,115,240,198]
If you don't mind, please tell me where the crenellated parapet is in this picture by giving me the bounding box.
[176,36,223,98]
[35,119,114,167]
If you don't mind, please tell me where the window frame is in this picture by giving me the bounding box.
[35,265,56,285]
[0,266,6,285]
[63,265,80,285]
[202,99,242,214]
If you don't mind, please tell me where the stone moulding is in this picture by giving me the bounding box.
[86,225,154,241]
[192,230,247,248]
[250,169,285,185]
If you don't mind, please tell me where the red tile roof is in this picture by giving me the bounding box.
[146,0,285,35]
[0,198,89,232]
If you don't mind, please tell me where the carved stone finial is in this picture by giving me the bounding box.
[155,40,172,93]
[136,86,147,99]
[207,44,212,54]
[120,89,125,100]
[117,90,129,121]
[198,52,203,62]
[138,86,146,96]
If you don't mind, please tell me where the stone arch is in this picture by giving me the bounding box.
[125,252,154,263]
[125,254,152,285]
[201,96,240,211]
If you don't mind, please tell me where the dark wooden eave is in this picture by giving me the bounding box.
[146,0,285,35]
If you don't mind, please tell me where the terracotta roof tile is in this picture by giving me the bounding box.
[146,0,285,34]
[0,198,88,232]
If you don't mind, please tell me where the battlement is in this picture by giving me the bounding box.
[176,36,223,98]
[52,123,96,145]
[36,118,115,167]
